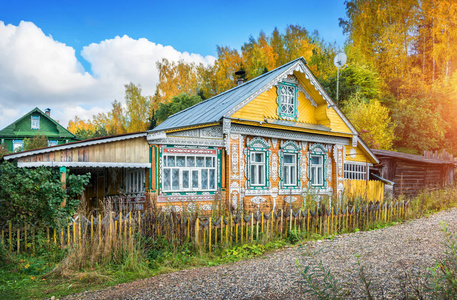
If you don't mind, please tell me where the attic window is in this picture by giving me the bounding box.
[31,116,40,129]
[277,82,297,120]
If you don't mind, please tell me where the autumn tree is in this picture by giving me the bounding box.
[343,91,395,150]
[124,83,152,132]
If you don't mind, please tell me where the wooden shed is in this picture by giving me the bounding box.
[371,149,455,197]
[3,132,151,213]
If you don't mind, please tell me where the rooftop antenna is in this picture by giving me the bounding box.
[333,52,347,107]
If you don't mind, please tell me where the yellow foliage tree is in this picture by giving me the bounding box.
[343,91,395,150]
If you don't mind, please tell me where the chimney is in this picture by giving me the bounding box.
[235,68,246,86]
[45,108,51,117]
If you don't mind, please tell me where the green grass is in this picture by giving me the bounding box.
[2,185,457,299]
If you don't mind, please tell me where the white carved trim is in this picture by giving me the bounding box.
[231,124,348,145]
[250,196,266,204]
[271,153,278,181]
[279,190,302,195]
[232,143,239,175]
[352,135,358,147]
[245,189,271,196]
[284,196,297,203]
[149,137,224,147]
[271,138,278,149]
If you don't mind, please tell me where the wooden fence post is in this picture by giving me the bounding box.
[195,218,200,248]
[250,213,254,242]
[8,221,12,252]
[98,215,102,248]
[17,228,20,254]
[240,214,244,244]
[138,211,141,234]
[90,215,94,242]
[208,217,212,253]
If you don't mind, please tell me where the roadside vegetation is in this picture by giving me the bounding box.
[1,184,457,299]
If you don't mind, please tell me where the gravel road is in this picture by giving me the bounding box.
[65,208,457,299]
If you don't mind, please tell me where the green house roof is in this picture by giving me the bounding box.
[0,107,77,139]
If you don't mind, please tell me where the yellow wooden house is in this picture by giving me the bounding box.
[148,57,379,212]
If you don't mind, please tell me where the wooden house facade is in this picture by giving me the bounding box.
[147,57,378,212]
[371,149,455,197]
[3,58,379,213]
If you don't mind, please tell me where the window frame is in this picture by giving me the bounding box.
[245,137,271,190]
[344,163,367,180]
[279,141,302,190]
[249,151,266,187]
[125,169,146,194]
[282,153,297,186]
[48,140,58,147]
[307,144,328,189]
[161,153,218,193]
[310,154,325,187]
[12,140,23,152]
[31,116,40,130]
[277,82,298,120]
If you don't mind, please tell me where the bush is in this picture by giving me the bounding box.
[0,162,90,227]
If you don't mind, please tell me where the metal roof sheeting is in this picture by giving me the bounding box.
[151,58,303,132]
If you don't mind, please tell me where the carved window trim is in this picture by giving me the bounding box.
[307,143,328,189]
[277,82,298,120]
[279,141,301,190]
[31,116,40,130]
[245,137,271,190]
[158,146,222,196]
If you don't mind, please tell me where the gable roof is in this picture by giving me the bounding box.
[152,58,305,132]
[0,107,77,139]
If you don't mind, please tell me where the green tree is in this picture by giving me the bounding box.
[0,162,90,227]
[343,91,395,150]
[392,93,448,154]
[321,61,381,106]
[23,133,48,151]
[155,94,203,124]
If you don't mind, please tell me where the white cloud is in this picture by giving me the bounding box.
[0,21,216,129]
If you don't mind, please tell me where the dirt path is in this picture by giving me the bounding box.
[65,208,457,299]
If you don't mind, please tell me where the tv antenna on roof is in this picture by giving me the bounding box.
[333,52,347,107]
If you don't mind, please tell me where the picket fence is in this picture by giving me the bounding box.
[1,200,410,254]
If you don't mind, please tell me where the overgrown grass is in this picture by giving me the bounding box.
[2,185,457,299]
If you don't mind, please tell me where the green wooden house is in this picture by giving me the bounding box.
[0,107,78,152]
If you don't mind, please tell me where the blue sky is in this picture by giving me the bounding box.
[0,0,348,128]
